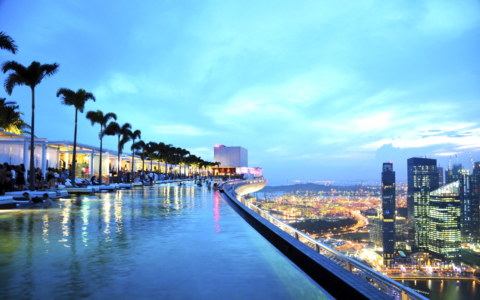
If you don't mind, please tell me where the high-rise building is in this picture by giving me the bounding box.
[466,162,480,241]
[368,215,383,248]
[381,162,395,267]
[444,163,479,241]
[407,157,438,252]
[437,167,444,187]
[445,164,463,184]
[428,181,461,262]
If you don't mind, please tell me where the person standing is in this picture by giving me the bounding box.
[16,165,25,191]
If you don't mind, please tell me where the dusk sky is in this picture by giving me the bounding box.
[1,0,479,185]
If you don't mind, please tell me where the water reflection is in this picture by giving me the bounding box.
[81,198,90,246]
[42,214,49,245]
[0,183,328,299]
[213,191,221,234]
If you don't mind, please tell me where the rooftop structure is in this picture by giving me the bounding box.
[214,145,248,167]
[0,130,209,182]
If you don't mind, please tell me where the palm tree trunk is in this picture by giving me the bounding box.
[99,132,103,185]
[29,87,35,190]
[71,108,78,185]
[117,136,120,183]
[131,138,135,182]
[131,144,135,183]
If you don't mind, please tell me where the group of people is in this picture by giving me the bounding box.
[0,163,26,195]
[17,192,54,209]
[0,163,73,195]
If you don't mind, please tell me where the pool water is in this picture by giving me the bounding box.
[0,183,330,299]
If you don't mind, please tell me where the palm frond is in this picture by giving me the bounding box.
[4,73,25,95]
[0,32,18,54]
[2,61,25,74]
[104,112,117,123]
[40,62,59,78]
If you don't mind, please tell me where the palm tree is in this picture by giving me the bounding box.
[86,110,117,185]
[2,61,59,190]
[57,88,95,184]
[157,142,173,174]
[176,148,190,175]
[0,32,17,54]
[132,140,146,171]
[146,142,159,172]
[104,122,131,182]
[129,129,141,178]
[0,98,29,134]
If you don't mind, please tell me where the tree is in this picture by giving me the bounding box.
[0,32,17,54]
[3,61,59,190]
[86,110,117,185]
[132,140,146,172]
[155,142,172,174]
[57,88,95,184]
[129,129,141,179]
[176,147,190,175]
[0,97,28,134]
[104,121,131,182]
[145,141,159,172]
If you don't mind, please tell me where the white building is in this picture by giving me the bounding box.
[214,145,248,167]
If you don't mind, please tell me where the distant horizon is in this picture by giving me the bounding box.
[1,0,479,184]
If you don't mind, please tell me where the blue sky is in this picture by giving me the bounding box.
[1,0,480,185]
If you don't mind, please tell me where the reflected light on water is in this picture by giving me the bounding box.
[213,191,221,234]
[81,199,90,246]
[114,193,123,234]
[102,195,112,236]
[42,214,49,244]
[60,200,71,245]
[174,185,179,208]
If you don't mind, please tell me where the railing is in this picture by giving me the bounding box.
[221,180,428,300]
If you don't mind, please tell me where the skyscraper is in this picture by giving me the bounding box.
[466,162,480,241]
[445,164,463,184]
[428,181,461,262]
[407,157,439,252]
[437,166,444,187]
[444,163,479,242]
[381,162,395,267]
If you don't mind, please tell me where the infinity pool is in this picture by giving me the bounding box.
[0,183,330,299]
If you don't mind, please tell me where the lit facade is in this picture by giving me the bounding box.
[466,162,480,241]
[214,145,248,167]
[445,163,463,184]
[437,166,444,187]
[368,216,382,248]
[0,130,175,182]
[407,157,438,252]
[428,181,461,262]
[381,162,395,267]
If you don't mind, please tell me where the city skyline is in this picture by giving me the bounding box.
[1,0,479,185]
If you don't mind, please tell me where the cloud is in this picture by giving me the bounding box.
[187,147,212,160]
[205,68,360,125]
[418,0,480,36]
[152,125,214,136]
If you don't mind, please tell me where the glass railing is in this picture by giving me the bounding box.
[222,180,428,300]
